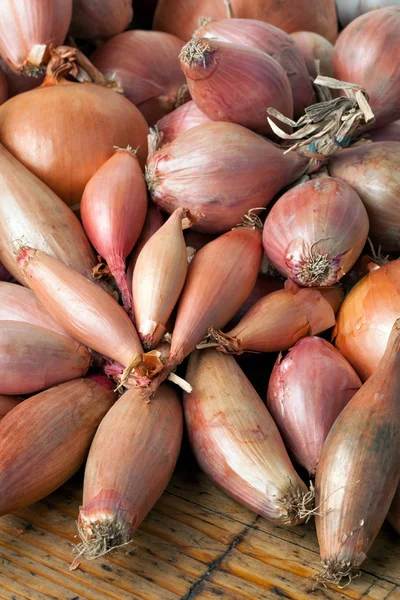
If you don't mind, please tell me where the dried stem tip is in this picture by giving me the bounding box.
[315,560,361,589]
[74,516,133,561]
[179,38,215,67]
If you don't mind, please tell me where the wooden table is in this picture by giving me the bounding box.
[0,451,398,600]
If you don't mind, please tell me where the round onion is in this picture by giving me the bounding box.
[179,38,293,136]
[156,101,211,144]
[267,336,361,475]
[146,122,310,233]
[291,31,334,79]
[0,0,72,74]
[69,0,133,40]
[91,30,186,126]
[153,0,338,44]
[333,260,400,381]
[333,7,400,129]
[194,19,314,119]
[335,0,397,27]
[262,176,369,286]
[328,142,400,252]
[0,50,149,207]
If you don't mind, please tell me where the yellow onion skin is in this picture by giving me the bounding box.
[333,260,400,381]
[267,337,361,475]
[388,484,400,534]
[0,377,116,517]
[0,0,72,74]
[184,350,309,525]
[0,144,96,287]
[156,101,211,144]
[18,249,144,372]
[333,7,400,130]
[132,208,189,350]
[263,177,369,286]
[180,39,293,136]
[91,30,185,126]
[195,19,314,119]
[0,281,71,338]
[146,122,309,233]
[315,320,400,583]
[214,283,343,354]
[154,0,338,44]
[127,204,164,286]
[81,148,147,313]
[368,120,400,143]
[291,31,334,79]
[0,395,21,420]
[0,79,148,206]
[77,384,182,558]
[329,142,400,252]
[0,321,90,395]
[70,0,133,40]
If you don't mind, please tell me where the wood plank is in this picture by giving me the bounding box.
[0,572,59,600]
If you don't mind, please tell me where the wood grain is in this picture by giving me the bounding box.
[0,459,398,600]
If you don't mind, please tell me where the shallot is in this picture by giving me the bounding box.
[70,0,133,40]
[156,101,211,144]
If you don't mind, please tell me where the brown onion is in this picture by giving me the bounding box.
[328,142,400,252]
[0,0,72,74]
[18,249,145,383]
[91,30,186,126]
[367,120,400,143]
[179,38,293,136]
[315,319,400,586]
[333,7,400,129]
[0,143,96,287]
[0,321,90,395]
[291,31,334,79]
[76,384,182,560]
[0,395,21,420]
[206,281,343,354]
[0,48,148,206]
[0,377,115,516]
[127,204,164,285]
[263,177,369,286]
[70,0,133,40]
[333,260,400,381]
[146,122,310,233]
[154,0,338,44]
[132,208,190,350]
[388,485,400,534]
[156,101,211,144]
[184,349,311,524]
[81,147,147,313]
[267,337,361,475]
[194,19,314,119]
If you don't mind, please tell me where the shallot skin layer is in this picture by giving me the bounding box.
[262,177,369,286]
[156,101,211,144]
[0,396,21,420]
[267,337,361,475]
[315,320,400,584]
[184,350,309,525]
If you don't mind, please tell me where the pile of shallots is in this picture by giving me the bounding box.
[0,0,398,589]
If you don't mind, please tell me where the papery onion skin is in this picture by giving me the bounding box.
[262,177,369,286]
[0,395,21,420]
[91,30,185,126]
[156,101,211,144]
[18,249,144,375]
[0,144,96,287]
[81,148,147,313]
[212,283,343,354]
[0,321,90,395]
[388,485,400,534]
[70,0,133,40]
[291,31,334,78]
[333,260,400,381]
[0,79,148,206]
[180,38,293,136]
[333,7,400,130]
[0,0,72,73]
[367,120,400,143]
[195,19,314,119]
[328,142,400,252]
[267,337,361,475]
[0,281,71,338]
[0,378,115,516]
[146,122,310,233]
[184,349,310,525]
[315,319,400,584]
[127,204,164,286]
[132,208,189,350]
[77,384,182,559]
[154,0,338,44]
